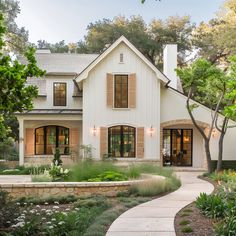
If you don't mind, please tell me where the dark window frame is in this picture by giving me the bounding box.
[163,128,193,167]
[53,82,67,106]
[35,125,70,155]
[114,75,128,108]
[108,125,136,158]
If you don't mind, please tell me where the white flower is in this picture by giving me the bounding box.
[36,205,40,208]
[64,169,69,174]
[53,206,59,209]
[54,201,59,205]
[58,221,65,225]
[74,208,80,211]
[65,208,70,211]
[42,217,46,220]
[62,212,67,216]
[48,225,54,229]
[16,202,20,206]
[29,210,35,214]
[36,213,40,216]
[23,203,27,205]
[52,218,56,221]
[44,202,49,205]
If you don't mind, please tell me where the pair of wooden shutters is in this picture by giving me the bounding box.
[100,127,144,158]
[107,73,136,108]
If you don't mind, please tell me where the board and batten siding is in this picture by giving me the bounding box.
[83,42,160,160]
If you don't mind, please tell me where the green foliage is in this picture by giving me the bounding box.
[47,164,69,181]
[215,216,236,236]
[0,13,45,140]
[179,220,190,226]
[129,177,180,197]
[52,148,62,166]
[69,160,120,181]
[196,193,226,219]
[0,137,18,160]
[181,226,193,233]
[88,171,128,182]
[77,15,194,68]
[17,194,78,205]
[0,165,49,175]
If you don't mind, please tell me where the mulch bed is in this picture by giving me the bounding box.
[175,176,217,236]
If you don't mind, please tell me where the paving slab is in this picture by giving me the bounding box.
[106,172,214,236]
[0,175,31,183]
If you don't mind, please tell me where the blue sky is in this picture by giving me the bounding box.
[16,0,225,44]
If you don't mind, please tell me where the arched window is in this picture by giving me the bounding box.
[108,126,135,158]
[35,126,69,155]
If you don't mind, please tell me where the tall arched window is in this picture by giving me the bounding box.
[35,126,69,155]
[108,126,135,158]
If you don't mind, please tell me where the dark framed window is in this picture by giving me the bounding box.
[163,129,193,167]
[53,83,66,106]
[108,125,135,158]
[35,126,69,155]
[114,75,128,108]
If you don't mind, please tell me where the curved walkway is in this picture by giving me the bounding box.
[106,172,214,236]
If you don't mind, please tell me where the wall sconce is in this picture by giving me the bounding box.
[148,125,154,137]
[92,125,97,136]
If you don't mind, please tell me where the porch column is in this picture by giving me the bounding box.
[19,119,24,166]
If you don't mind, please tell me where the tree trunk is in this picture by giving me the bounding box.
[217,133,224,172]
[204,139,212,173]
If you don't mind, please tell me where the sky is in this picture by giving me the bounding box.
[16,0,225,44]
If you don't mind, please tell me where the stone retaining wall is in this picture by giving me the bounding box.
[0,175,165,199]
[0,181,135,199]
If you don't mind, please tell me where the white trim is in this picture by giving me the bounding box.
[75,36,169,84]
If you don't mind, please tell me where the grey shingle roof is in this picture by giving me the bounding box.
[20,53,99,74]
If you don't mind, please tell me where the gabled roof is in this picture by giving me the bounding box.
[75,36,170,83]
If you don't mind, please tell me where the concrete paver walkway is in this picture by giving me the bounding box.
[106,172,214,236]
[0,175,31,183]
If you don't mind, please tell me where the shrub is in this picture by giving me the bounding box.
[215,216,236,236]
[69,160,119,181]
[88,171,128,182]
[196,193,226,218]
[129,176,180,197]
[74,196,109,209]
[52,148,62,166]
[179,220,190,226]
[181,226,193,233]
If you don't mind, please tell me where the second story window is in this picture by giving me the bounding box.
[53,83,66,106]
[114,75,128,108]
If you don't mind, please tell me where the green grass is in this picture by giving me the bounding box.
[0,165,49,175]
[181,226,193,233]
[180,213,190,217]
[179,220,190,226]
[183,209,193,213]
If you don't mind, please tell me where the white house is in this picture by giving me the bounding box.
[16,36,236,168]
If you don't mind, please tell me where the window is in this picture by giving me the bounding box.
[108,125,135,157]
[35,126,69,155]
[120,53,124,63]
[53,83,66,106]
[114,75,128,108]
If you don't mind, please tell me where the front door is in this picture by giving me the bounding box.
[163,129,192,166]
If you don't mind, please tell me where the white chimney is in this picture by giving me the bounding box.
[163,44,178,90]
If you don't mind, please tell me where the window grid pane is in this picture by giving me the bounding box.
[54,83,66,106]
[115,75,128,108]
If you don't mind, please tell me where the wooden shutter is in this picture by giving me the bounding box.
[106,73,113,108]
[100,127,108,158]
[128,73,136,108]
[25,128,34,155]
[70,128,79,147]
[137,127,144,158]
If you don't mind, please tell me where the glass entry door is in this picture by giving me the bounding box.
[163,129,192,166]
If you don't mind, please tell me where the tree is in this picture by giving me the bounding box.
[36,40,69,53]
[193,0,236,67]
[176,59,235,172]
[76,15,195,69]
[0,0,29,53]
[0,13,45,140]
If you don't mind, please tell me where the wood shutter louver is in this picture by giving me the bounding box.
[128,73,136,108]
[106,73,113,108]
[137,127,144,158]
[25,128,34,155]
[100,127,108,158]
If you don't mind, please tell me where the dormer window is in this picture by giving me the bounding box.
[53,82,66,106]
[120,53,124,63]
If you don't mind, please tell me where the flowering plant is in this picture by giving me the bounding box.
[47,163,69,181]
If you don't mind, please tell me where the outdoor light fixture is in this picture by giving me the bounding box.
[148,125,154,137]
[92,125,97,136]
